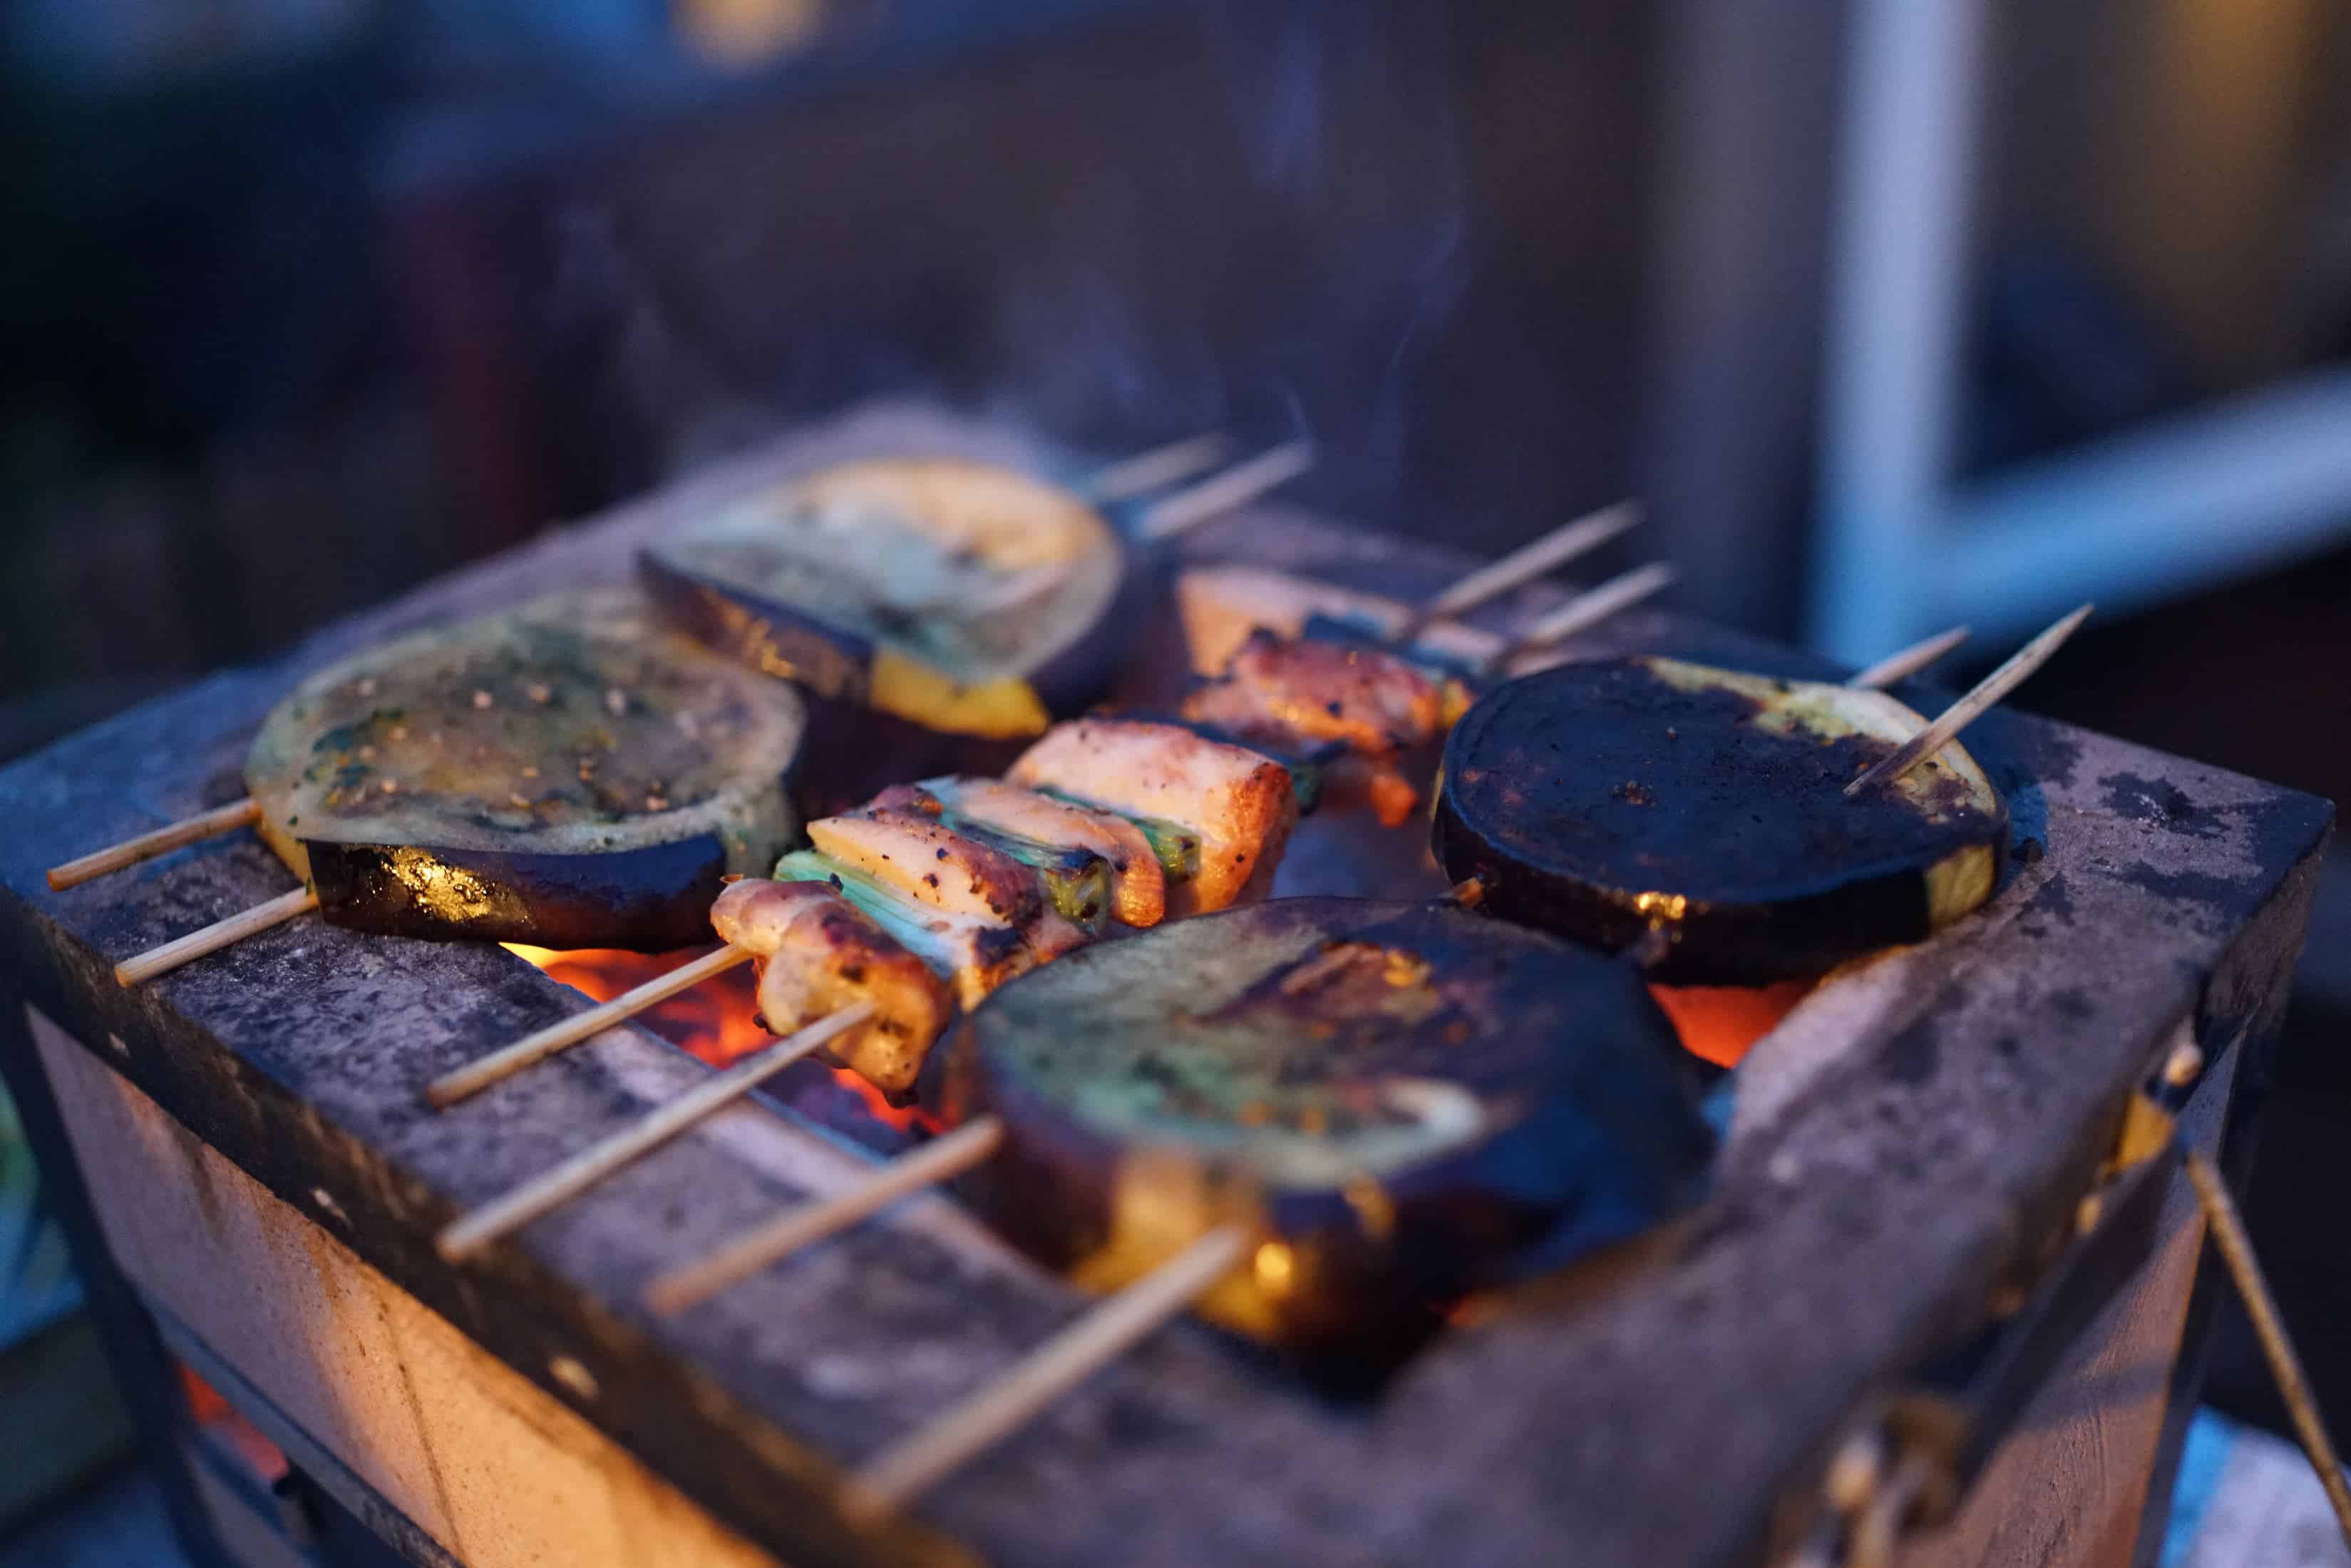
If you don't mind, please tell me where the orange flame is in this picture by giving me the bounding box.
[501,942,921,1130]
[1647,979,1816,1070]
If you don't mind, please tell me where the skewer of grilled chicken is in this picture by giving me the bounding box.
[433,716,1308,1109]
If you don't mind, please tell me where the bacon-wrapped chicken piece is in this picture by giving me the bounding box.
[1007,717,1297,917]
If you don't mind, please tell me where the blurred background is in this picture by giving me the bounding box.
[1,0,2349,1562]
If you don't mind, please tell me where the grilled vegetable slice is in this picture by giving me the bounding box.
[1432,656,2008,985]
[642,458,1128,738]
[1006,717,1297,917]
[925,897,1714,1367]
[244,590,805,949]
[711,878,954,1099]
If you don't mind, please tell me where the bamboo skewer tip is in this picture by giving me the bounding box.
[646,1115,1008,1315]
[1843,604,2092,798]
[840,1223,1250,1523]
[436,1002,874,1264]
[48,795,262,891]
[426,944,754,1110]
[113,884,319,988]
[1401,498,1642,636]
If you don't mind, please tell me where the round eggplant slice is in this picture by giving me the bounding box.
[923,897,1713,1368]
[245,589,805,950]
[1432,656,2007,985]
[642,460,1131,795]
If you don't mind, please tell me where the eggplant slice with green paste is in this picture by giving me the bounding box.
[245,589,806,950]
[640,458,1130,805]
[1432,656,2007,985]
[922,896,1714,1368]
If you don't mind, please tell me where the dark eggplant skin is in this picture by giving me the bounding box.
[1431,657,2010,986]
[304,833,733,951]
[922,896,1714,1373]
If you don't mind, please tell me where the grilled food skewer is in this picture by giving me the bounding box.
[1845,605,2092,797]
[426,946,756,1109]
[840,1224,1252,1523]
[1392,499,1640,641]
[646,1117,1009,1314]
[431,717,1302,1107]
[434,1003,873,1262]
[113,887,320,987]
[48,798,263,892]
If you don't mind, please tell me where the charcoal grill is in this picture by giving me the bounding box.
[0,404,2330,1568]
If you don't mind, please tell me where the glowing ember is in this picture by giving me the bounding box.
[1647,979,1816,1070]
[500,942,922,1138]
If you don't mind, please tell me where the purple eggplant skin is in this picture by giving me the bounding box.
[304,832,737,951]
[920,896,1714,1377]
[1431,658,2010,986]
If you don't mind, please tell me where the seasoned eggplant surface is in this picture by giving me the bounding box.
[1434,656,2007,984]
[245,590,804,949]
[642,458,1128,743]
[926,897,1714,1367]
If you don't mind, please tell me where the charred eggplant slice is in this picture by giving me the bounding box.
[642,458,1130,746]
[925,897,1714,1368]
[245,590,805,949]
[1433,656,2007,985]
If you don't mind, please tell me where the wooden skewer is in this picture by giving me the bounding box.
[1394,500,1641,641]
[1844,604,2092,798]
[1846,624,1970,692]
[1483,561,1679,673]
[647,1116,1008,1314]
[427,944,754,1110]
[1135,440,1315,542]
[48,797,263,892]
[113,886,319,987]
[436,1003,874,1263]
[2185,1147,2351,1548]
[840,1223,1250,1523]
[1081,433,1236,504]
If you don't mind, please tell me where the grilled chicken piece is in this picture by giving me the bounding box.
[710,878,955,1100]
[890,775,1167,928]
[1007,717,1297,917]
[1182,629,1461,758]
[808,809,1044,929]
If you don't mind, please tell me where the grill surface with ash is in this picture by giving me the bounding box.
[0,404,2332,1568]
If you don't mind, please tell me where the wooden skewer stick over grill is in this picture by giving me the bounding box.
[647,1116,1009,1314]
[1080,431,1235,503]
[1391,500,1641,642]
[1844,605,2092,798]
[113,887,319,988]
[48,798,262,892]
[839,1224,1251,1525]
[1479,561,1679,674]
[435,1003,873,1262]
[426,945,754,1109]
[1136,440,1315,541]
[1846,624,1970,691]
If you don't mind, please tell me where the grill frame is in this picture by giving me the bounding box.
[0,403,2331,1568]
